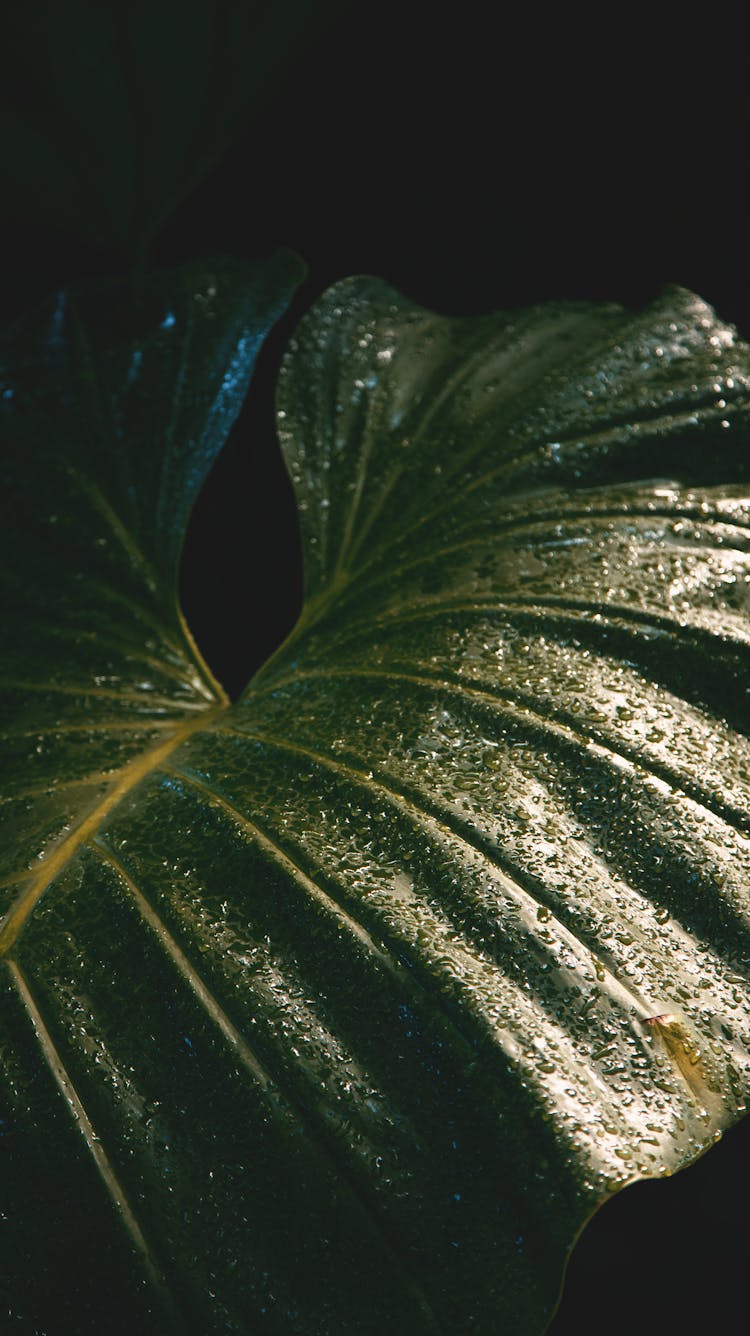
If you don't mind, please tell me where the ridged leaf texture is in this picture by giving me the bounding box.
[2,269,750,1333]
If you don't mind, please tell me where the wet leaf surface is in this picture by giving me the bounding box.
[2,270,750,1332]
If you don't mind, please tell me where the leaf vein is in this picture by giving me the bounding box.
[253,663,750,839]
[214,723,653,1022]
[5,956,177,1316]
[0,706,224,956]
[86,840,443,1331]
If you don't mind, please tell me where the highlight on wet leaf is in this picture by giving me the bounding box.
[2,266,750,1333]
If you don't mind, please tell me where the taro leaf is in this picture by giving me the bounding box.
[2,273,750,1335]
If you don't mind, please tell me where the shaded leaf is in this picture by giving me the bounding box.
[3,271,750,1332]
[1,2,349,256]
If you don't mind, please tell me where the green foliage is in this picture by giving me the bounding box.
[2,264,750,1331]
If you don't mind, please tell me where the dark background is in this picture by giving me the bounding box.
[2,6,749,1330]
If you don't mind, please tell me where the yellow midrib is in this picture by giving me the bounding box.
[0,703,225,957]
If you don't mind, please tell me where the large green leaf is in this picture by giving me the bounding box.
[3,271,750,1333]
